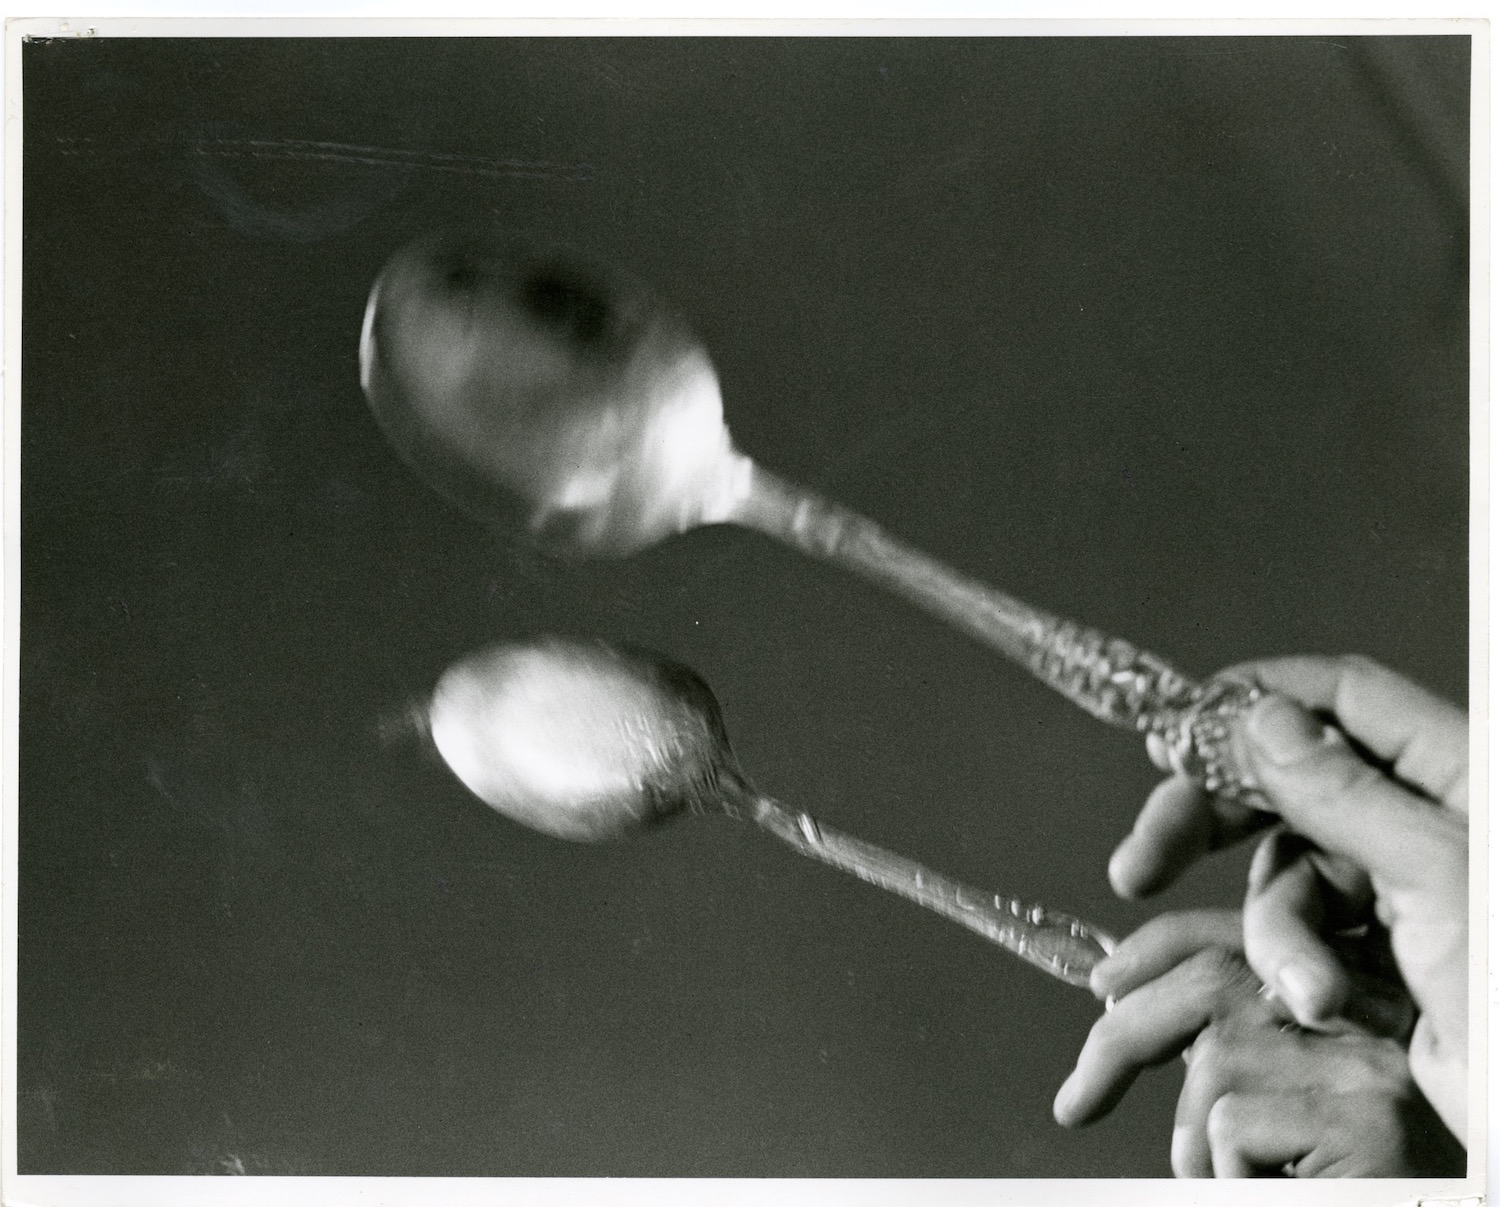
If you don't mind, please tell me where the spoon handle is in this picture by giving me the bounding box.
[747,795,1115,989]
[732,464,1264,803]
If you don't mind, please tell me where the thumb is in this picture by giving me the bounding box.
[1238,695,1465,891]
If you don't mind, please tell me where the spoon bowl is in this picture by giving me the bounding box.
[427,637,739,841]
[361,230,748,557]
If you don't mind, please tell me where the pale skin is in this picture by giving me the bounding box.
[1076,655,1469,1169]
[1052,908,1465,1177]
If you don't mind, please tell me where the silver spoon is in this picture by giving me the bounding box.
[423,635,1116,990]
[361,229,1264,807]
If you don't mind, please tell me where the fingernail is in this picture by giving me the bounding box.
[1276,961,1337,1018]
[1247,695,1325,766]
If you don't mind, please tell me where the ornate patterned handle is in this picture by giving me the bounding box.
[748,795,1116,989]
[1149,676,1266,804]
[734,465,1267,804]
[1027,623,1269,804]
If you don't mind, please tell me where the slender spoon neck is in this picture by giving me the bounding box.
[742,794,1114,989]
[696,447,760,529]
[726,459,1255,796]
[728,461,850,557]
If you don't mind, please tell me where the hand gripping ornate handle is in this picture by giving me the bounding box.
[748,795,1115,989]
[736,467,1266,805]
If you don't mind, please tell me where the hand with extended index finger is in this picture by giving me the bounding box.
[1053,907,1413,1132]
[1053,909,1258,1131]
[1110,655,1468,1135]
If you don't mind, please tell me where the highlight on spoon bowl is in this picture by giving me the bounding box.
[360,229,751,557]
[426,638,735,841]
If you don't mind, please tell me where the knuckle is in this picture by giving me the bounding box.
[1336,652,1380,679]
[1187,945,1242,986]
[1202,948,1262,1008]
[1317,748,1386,800]
[1333,653,1391,707]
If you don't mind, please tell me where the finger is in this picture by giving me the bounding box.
[1226,655,1467,810]
[1175,1013,1408,1176]
[1210,1086,1466,1178]
[1250,832,1378,939]
[1247,834,1412,1034]
[1245,824,1291,895]
[1145,731,1174,772]
[1305,850,1375,922]
[1174,1023,1290,1178]
[1090,909,1243,1001]
[1205,1092,1317,1178]
[1175,1024,1302,1177]
[1243,839,1351,1026]
[1108,775,1213,899]
[1246,829,1370,912]
[1238,693,1468,891]
[1407,1013,1469,1140]
[1054,948,1259,1128]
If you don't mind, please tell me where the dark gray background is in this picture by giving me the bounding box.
[18,35,1468,1177]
